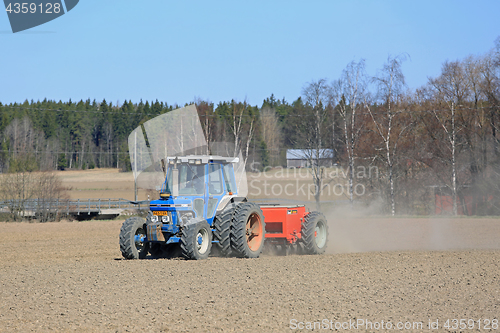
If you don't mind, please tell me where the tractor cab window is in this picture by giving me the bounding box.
[223,163,237,194]
[208,163,223,195]
[166,163,205,196]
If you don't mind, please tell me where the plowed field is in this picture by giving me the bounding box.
[0,218,499,332]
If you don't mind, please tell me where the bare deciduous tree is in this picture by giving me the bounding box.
[429,60,470,215]
[0,168,67,221]
[366,55,411,215]
[195,99,216,146]
[333,60,367,208]
[222,101,256,167]
[302,78,332,209]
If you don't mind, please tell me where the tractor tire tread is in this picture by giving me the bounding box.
[213,204,236,256]
[119,216,147,259]
[302,211,328,255]
[230,202,266,258]
[180,221,212,260]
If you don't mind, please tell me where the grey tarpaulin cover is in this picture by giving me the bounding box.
[128,104,247,197]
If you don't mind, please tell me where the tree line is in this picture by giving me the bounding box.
[0,37,499,215]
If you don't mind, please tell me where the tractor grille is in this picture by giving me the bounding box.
[147,222,165,242]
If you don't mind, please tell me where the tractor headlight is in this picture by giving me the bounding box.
[162,215,170,223]
[151,215,158,222]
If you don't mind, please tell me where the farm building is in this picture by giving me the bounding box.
[286,149,334,168]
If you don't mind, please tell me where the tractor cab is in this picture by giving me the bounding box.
[149,155,241,230]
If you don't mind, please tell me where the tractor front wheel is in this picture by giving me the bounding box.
[302,212,328,254]
[231,202,266,258]
[181,221,212,260]
[119,217,149,259]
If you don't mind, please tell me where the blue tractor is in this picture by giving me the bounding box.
[119,155,266,260]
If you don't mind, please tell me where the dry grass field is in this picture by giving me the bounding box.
[57,167,352,202]
[57,169,142,201]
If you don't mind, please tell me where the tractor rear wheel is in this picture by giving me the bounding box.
[119,217,149,259]
[231,202,266,258]
[181,221,212,260]
[302,212,328,254]
[213,203,236,256]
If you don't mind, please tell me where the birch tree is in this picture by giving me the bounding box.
[365,55,410,215]
[302,79,331,209]
[217,101,256,167]
[429,60,470,215]
[333,60,367,207]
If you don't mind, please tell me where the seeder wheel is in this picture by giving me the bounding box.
[302,212,328,254]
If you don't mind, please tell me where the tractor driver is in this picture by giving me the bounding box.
[186,165,204,195]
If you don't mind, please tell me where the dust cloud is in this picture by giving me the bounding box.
[322,202,500,254]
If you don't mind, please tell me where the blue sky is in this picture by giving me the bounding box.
[1,0,499,107]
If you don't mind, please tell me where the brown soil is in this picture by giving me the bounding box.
[0,218,499,332]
